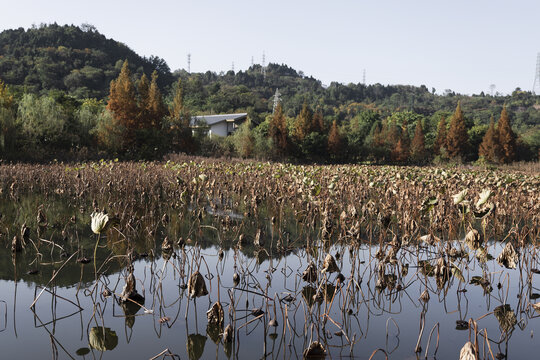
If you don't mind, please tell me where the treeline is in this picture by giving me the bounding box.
[0,23,538,163]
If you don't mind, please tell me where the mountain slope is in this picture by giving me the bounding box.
[0,23,173,98]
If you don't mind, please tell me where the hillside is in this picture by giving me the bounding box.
[0,23,173,98]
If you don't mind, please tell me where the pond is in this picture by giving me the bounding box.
[0,161,538,359]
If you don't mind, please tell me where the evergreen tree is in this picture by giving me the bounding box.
[433,116,447,155]
[106,60,138,145]
[478,115,500,162]
[269,102,288,157]
[410,120,426,162]
[327,120,342,157]
[497,106,517,163]
[446,102,469,159]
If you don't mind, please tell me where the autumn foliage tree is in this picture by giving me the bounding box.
[147,71,166,128]
[137,73,150,126]
[410,120,426,163]
[294,102,313,142]
[446,102,469,159]
[433,116,447,155]
[168,78,193,152]
[392,125,410,163]
[269,102,289,157]
[107,60,138,131]
[497,106,517,163]
[327,120,343,158]
[478,115,500,162]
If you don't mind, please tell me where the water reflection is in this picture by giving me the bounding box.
[0,191,538,359]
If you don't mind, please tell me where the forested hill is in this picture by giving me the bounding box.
[0,23,173,98]
[0,23,538,151]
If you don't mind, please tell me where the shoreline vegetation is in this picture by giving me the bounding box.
[0,24,538,165]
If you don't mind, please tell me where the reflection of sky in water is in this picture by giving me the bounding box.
[0,241,538,359]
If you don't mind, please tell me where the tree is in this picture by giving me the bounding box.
[0,79,16,155]
[17,94,67,146]
[446,102,469,159]
[147,70,166,128]
[327,120,343,158]
[137,73,150,127]
[497,106,517,163]
[294,101,313,142]
[311,110,325,133]
[478,115,500,162]
[269,102,288,157]
[232,120,254,158]
[168,78,193,152]
[392,125,410,163]
[410,120,426,163]
[433,116,447,155]
[0,79,13,109]
[106,60,138,144]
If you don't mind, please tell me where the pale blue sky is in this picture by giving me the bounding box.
[1,0,539,95]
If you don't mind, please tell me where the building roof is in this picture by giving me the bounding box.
[191,113,248,126]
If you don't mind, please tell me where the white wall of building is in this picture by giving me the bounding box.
[209,122,228,137]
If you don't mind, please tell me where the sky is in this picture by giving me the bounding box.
[1,0,539,95]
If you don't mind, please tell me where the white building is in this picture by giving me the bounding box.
[190,113,248,137]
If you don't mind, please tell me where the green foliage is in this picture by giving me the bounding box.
[17,93,67,147]
[231,121,255,158]
[0,24,173,98]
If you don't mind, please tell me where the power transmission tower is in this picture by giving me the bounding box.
[363,69,366,85]
[251,56,254,67]
[262,51,266,78]
[187,53,191,73]
[489,84,496,96]
[232,62,235,73]
[271,88,281,114]
[534,53,540,95]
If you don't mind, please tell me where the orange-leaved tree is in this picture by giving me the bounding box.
[497,106,517,163]
[446,102,469,159]
[433,116,447,155]
[147,71,167,128]
[106,60,138,147]
[410,120,426,163]
[294,101,313,142]
[168,78,193,152]
[478,115,501,162]
[327,120,343,157]
[269,102,289,157]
